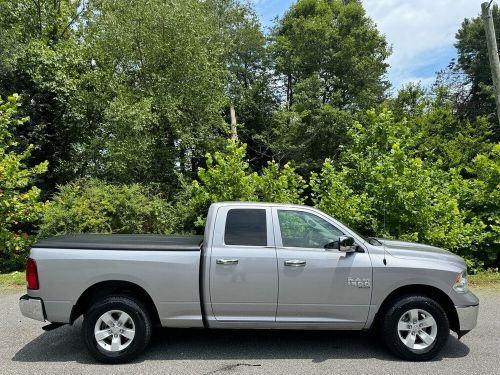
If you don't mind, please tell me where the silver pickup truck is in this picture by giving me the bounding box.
[19,202,479,363]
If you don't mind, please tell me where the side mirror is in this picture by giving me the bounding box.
[338,235,356,253]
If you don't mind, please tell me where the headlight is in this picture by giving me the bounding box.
[453,270,469,293]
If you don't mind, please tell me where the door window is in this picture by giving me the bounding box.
[224,209,267,246]
[277,210,343,249]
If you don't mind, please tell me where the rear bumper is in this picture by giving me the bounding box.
[19,294,46,322]
[455,304,479,336]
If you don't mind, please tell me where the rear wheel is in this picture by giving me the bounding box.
[83,295,152,364]
[381,295,449,361]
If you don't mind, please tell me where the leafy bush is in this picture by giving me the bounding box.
[174,140,307,231]
[172,141,259,232]
[39,179,174,238]
[312,109,485,259]
[259,161,306,204]
[0,94,48,272]
[464,143,500,267]
[310,161,373,232]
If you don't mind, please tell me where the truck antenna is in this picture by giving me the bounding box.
[383,199,387,266]
[383,137,388,266]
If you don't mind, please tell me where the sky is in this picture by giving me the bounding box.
[251,0,486,91]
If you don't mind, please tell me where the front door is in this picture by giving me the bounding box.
[209,206,278,322]
[273,208,372,328]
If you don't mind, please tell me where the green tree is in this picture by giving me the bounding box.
[78,0,228,189]
[0,94,48,271]
[311,109,485,261]
[86,93,157,184]
[259,161,306,204]
[310,160,372,231]
[466,143,500,267]
[270,0,390,110]
[267,78,354,171]
[387,84,493,169]
[174,140,259,231]
[0,0,90,193]
[206,0,278,166]
[175,140,308,231]
[439,4,500,134]
[266,0,390,172]
[0,0,233,195]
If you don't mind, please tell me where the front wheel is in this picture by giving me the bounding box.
[381,295,449,361]
[83,295,152,364]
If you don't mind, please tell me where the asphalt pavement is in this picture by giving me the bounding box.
[0,289,498,375]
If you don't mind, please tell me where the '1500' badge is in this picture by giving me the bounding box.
[348,277,371,288]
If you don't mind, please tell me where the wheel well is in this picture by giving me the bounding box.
[70,280,161,326]
[374,284,459,333]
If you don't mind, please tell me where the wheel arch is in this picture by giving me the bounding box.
[70,280,161,326]
[373,284,459,334]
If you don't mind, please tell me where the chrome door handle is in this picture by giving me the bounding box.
[284,259,306,267]
[216,258,239,265]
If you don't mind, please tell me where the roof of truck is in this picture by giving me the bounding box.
[212,201,312,208]
[33,234,203,251]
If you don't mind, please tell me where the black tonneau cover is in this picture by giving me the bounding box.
[33,234,203,251]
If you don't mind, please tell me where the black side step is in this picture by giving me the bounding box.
[42,323,65,331]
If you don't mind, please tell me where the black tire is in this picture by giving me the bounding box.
[83,295,152,364]
[381,295,449,361]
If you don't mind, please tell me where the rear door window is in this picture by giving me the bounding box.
[224,209,267,246]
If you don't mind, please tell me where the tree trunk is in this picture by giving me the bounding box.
[230,105,238,141]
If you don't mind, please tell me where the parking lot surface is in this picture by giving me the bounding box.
[0,290,498,375]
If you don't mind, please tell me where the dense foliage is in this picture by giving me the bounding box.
[39,179,174,238]
[0,0,499,272]
[173,140,306,232]
[310,109,487,269]
[0,95,47,271]
[266,0,390,172]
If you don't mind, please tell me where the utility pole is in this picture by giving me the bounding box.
[482,1,500,127]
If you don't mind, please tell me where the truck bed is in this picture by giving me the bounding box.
[33,234,203,251]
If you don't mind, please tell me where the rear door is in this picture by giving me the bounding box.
[209,205,278,322]
[272,207,372,328]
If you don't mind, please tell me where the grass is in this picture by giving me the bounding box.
[0,271,25,287]
[469,269,500,291]
[0,271,25,296]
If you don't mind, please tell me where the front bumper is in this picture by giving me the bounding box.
[19,294,46,322]
[455,304,479,335]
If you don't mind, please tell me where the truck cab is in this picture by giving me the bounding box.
[203,202,372,329]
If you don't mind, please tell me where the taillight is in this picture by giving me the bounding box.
[26,258,39,290]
